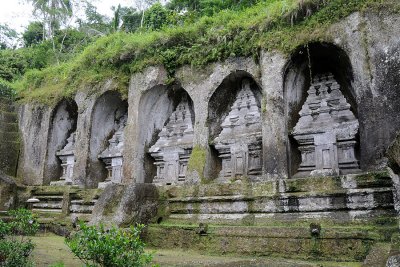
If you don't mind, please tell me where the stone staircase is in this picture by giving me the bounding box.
[145,171,399,263]
[32,191,64,213]
[0,96,19,176]
[29,186,102,222]
[69,193,99,221]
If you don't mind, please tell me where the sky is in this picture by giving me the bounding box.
[0,0,138,33]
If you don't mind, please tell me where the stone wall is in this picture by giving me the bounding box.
[0,96,19,177]
[16,10,400,187]
[0,171,17,210]
[18,104,52,185]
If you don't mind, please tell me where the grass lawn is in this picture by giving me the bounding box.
[31,233,82,267]
[30,233,362,267]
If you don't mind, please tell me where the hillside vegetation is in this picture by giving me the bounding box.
[7,0,400,104]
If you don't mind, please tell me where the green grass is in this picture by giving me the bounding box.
[31,233,364,266]
[13,0,400,105]
[31,233,82,267]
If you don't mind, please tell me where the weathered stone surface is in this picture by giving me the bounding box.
[330,11,400,172]
[292,73,360,177]
[363,243,391,267]
[387,132,400,171]
[18,104,52,185]
[0,170,16,210]
[98,113,127,188]
[51,132,76,186]
[176,58,261,181]
[124,66,170,183]
[90,183,158,226]
[387,256,400,267]
[149,97,194,185]
[212,79,262,180]
[0,97,19,177]
[88,91,128,188]
[259,51,287,179]
[145,224,375,262]
[44,100,78,185]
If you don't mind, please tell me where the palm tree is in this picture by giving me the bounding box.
[27,0,73,64]
[28,0,73,39]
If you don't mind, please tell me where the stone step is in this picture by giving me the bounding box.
[150,248,364,267]
[0,111,18,123]
[33,190,65,196]
[363,242,392,266]
[145,224,394,262]
[34,194,64,200]
[0,140,19,176]
[32,208,63,213]
[0,122,18,132]
[32,202,63,209]
[0,131,19,140]
[0,97,13,108]
[31,194,64,213]
[283,173,393,192]
[0,104,13,113]
[159,172,394,200]
[167,187,394,215]
[70,199,97,205]
[166,209,398,226]
[69,199,97,214]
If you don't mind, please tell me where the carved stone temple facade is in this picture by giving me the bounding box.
[98,114,127,188]
[149,97,194,185]
[52,132,76,185]
[292,73,360,177]
[213,79,262,179]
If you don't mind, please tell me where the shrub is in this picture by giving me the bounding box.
[66,222,153,267]
[0,208,39,267]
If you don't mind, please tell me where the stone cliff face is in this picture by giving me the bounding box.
[16,10,400,188]
[7,9,400,264]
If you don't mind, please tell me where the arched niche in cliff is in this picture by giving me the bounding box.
[207,71,263,180]
[284,42,360,178]
[44,99,78,185]
[88,91,128,188]
[138,85,195,185]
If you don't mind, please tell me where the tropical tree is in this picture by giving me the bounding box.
[22,21,44,47]
[144,3,171,30]
[26,0,74,63]
[0,24,18,49]
[120,7,142,33]
[27,0,73,40]
[77,1,111,36]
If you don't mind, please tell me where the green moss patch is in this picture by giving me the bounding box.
[145,224,389,262]
[187,145,207,178]
[13,0,400,104]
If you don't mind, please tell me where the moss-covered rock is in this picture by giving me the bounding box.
[0,170,17,210]
[187,145,207,180]
[0,96,19,177]
[145,224,384,262]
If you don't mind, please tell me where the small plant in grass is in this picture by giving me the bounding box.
[0,208,39,267]
[65,222,153,267]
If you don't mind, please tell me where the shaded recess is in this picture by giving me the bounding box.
[284,42,359,177]
[44,99,78,185]
[88,91,128,188]
[207,71,262,179]
[138,85,194,183]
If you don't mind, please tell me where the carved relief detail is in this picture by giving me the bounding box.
[52,132,76,185]
[98,114,127,188]
[213,79,262,179]
[292,73,359,177]
[149,97,194,185]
